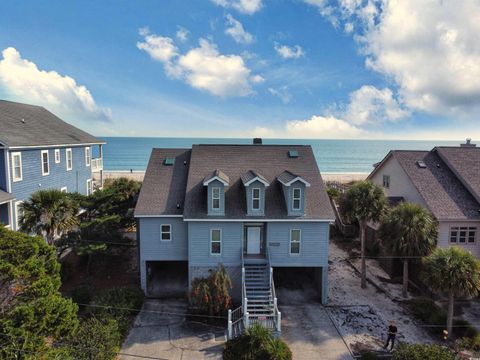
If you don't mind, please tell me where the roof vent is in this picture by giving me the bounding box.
[21,118,25,124]
[416,160,427,168]
[253,138,262,145]
[176,203,181,209]
[460,138,476,147]
[288,150,299,158]
[163,158,175,166]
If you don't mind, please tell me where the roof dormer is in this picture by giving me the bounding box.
[277,170,310,216]
[241,170,269,216]
[203,169,229,216]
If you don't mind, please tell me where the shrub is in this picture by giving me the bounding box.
[456,334,480,352]
[223,324,292,360]
[327,187,342,199]
[70,284,93,307]
[392,343,455,360]
[67,317,121,360]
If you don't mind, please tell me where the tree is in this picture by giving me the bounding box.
[422,247,480,338]
[379,202,437,297]
[341,181,387,288]
[19,189,79,244]
[0,227,79,358]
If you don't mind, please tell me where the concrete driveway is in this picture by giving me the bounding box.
[120,299,224,360]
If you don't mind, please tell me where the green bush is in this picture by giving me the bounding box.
[223,324,292,360]
[392,343,455,360]
[70,284,93,307]
[457,334,480,352]
[67,317,121,360]
[326,187,342,199]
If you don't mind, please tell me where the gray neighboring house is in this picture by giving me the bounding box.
[368,141,480,258]
[134,142,334,336]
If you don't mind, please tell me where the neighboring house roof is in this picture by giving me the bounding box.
[183,144,333,220]
[134,149,191,217]
[434,146,480,203]
[372,150,480,221]
[203,169,230,186]
[240,170,269,187]
[277,170,311,187]
[0,100,104,147]
[0,190,14,204]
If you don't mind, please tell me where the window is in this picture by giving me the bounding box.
[210,229,221,254]
[86,179,92,196]
[41,150,49,176]
[11,152,22,182]
[252,188,260,210]
[212,187,221,210]
[60,187,68,193]
[290,229,301,254]
[160,224,171,241]
[15,201,23,230]
[383,175,390,188]
[85,147,91,167]
[54,149,61,164]
[66,148,72,171]
[292,188,301,210]
[450,226,476,244]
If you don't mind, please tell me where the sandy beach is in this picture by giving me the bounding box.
[99,170,368,184]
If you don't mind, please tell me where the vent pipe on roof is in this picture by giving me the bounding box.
[460,138,476,147]
[253,138,262,145]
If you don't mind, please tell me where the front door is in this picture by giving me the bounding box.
[247,227,261,254]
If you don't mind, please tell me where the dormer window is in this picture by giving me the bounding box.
[203,169,229,216]
[292,188,301,210]
[212,187,221,210]
[241,170,269,216]
[252,188,261,210]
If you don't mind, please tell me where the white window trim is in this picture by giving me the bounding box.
[212,187,221,210]
[11,152,22,182]
[85,147,91,167]
[292,187,302,211]
[60,186,68,193]
[41,150,50,176]
[252,187,261,210]
[66,148,73,171]
[290,229,301,255]
[86,179,92,196]
[15,201,23,231]
[160,224,172,241]
[54,149,61,164]
[449,226,476,244]
[210,228,222,255]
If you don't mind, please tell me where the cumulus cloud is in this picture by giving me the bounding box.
[268,86,291,104]
[0,47,111,121]
[211,0,262,14]
[225,14,254,44]
[274,43,305,59]
[137,29,263,97]
[176,26,189,42]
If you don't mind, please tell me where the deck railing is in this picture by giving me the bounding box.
[227,306,244,339]
[91,158,103,172]
[267,246,281,333]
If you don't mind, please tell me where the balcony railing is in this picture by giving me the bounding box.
[91,158,103,171]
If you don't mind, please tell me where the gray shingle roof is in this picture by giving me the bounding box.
[0,100,104,147]
[134,149,191,216]
[435,146,480,203]
[240,170,269,186]
[0,190,14,204]
[203,169,230,185]
[183,144,333,220]
[392,150,480,220]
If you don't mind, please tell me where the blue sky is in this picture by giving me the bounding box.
[0,0,479,140]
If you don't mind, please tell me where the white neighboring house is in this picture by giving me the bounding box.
[368,140,480,258]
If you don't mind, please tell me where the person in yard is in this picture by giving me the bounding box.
[383,320,397,351]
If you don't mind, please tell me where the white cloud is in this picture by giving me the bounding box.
[211,0,262,14]
[274,43,305,59]
[268,86,291,104]
[225,14,254,44]
[138,29,263,97]
[176,26,189,42]
[0,47,111,122]
[343,85,410,125]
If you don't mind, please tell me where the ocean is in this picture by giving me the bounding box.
[99,137,459,173]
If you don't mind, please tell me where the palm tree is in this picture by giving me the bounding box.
[422,247,480,338]
[379,202,437,297]
[19,189,79,244]
[342,181,387,288]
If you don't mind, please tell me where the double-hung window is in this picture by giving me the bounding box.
[290,229,301,254]
[450,226,476,244]
[292,188,301,210]
[160,224,171,241]
[85,147,91,167]
[212,187,221,210]
[66,148,72,171]
[383,175,390,188]
[252,188,260,210]
[54,149,61,164]
[41,150,49,176]
[11,152,22,182]
[211,229,221,255]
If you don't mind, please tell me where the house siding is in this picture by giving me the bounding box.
[438,220,480,258]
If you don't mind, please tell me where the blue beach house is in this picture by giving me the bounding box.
[134,140,334,336]
[0,100,105,231]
